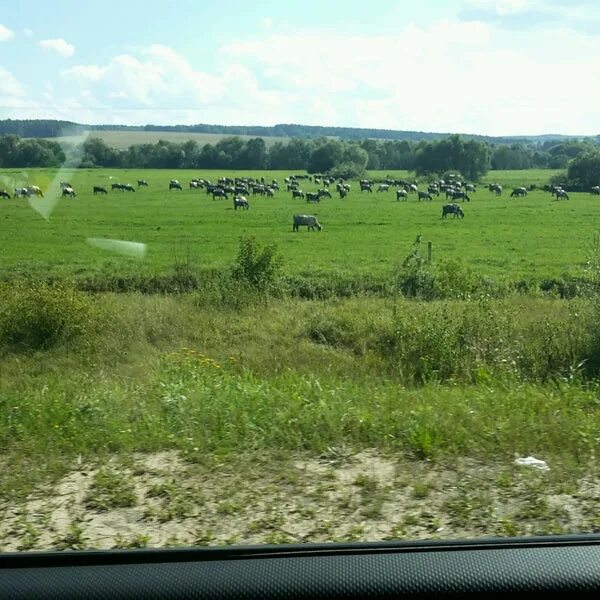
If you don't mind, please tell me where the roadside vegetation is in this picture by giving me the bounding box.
[2,167,600,550]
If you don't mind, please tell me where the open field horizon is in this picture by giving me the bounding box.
[0,167,584,283]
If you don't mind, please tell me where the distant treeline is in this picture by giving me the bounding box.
[2,118,599,145]
[1,133,599,183]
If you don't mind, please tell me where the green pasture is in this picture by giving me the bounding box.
[0,167,592,282]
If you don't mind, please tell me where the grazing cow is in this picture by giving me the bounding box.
[360,181,372,193]
[408,183,418,193]
[233,196,249,210]
[306,192,320,203]
[189,181,201,190]
[465,184,476,193]
[292,189,305,199]
[442,203,464,219]
[93,186,107,195]
[556,190,569,200]
[27,185,43,197]
[169,180,182,190]
[377,184,389,193]
[396,189,408,201]
[427,185,440,196]
[451,191,470,202]
[488,183,502,195]
[318,189,331,199]
[591,186,600,195]
[0,189,11,199]
[339,189,348,199]
[212,188,228,200]
[138,180,149,187]
[122,184,135,192]
[418,191,432,201]
[510,187,527,197]
[112,182,123,191]
[61,186,76,197]
[14,187,30,198]
[293,214,322,232]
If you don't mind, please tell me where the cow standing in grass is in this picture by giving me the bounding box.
[233,196,249,210]
[0,190,11,199]
[442,204,464,219]
[293,214,322,231]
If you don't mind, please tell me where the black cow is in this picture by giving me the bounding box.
[442,203,464,219]
[212,189,228,200]
[138,180,149,187]
[510,187,527,197]
[169,180,182,191]
[418,191,432,201]
[93,186,107,195]
[0,189,11,199]
[306,192,320,203]
[451,191,470,202]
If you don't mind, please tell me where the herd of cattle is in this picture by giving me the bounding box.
[1,174,597,229]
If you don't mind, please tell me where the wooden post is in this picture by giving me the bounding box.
[428,241,432,263]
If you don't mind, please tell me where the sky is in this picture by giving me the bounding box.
[1,0,600,136]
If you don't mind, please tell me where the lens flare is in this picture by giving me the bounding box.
[87,238,147,259]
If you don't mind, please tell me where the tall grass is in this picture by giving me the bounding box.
[2,286,600,498]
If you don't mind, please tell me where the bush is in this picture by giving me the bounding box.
[230,236,282,291]
[0,281,97,351]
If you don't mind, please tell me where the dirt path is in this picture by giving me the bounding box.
[1,450,598,551]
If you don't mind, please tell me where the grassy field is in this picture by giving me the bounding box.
[3,166,600,550]
[37,130,290,149]
[0,167,587,284]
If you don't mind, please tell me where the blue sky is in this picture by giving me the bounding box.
[1,0,599,135]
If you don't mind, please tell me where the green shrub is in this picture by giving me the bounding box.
[0,281,97,351]
[230,236,282,291]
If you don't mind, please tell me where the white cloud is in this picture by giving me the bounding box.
[9,18,600,135]
[39,38,75,57]
[466,0,535,15]
[0,24,14,41]
[59,44,296,125]
[219,20,600,135]
[0,66,26,98]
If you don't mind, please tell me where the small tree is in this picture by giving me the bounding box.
[231,237,282,291]
[566,151,600,191]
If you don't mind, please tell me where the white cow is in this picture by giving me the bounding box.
[293,214,322,231]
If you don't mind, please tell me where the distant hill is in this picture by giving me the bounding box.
[40,130,291,150]
[1,118,598,145]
